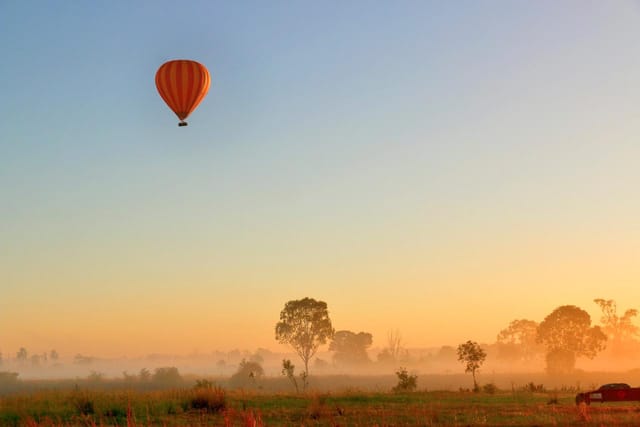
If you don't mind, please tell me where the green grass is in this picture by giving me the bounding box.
[1,388,640,426]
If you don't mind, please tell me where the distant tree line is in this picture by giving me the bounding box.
[495,298,639,373]
[3,296,634,392]
[271,296,637,391]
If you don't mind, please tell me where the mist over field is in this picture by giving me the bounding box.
[0,332,640,391]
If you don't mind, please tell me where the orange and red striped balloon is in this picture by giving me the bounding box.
[155,60,211,126]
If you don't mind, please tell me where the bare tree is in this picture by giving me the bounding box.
[378,329,406,363]
[387,329,403,360]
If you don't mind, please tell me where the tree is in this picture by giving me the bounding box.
[275,297,334,389]
[329,330,373,366]
[377,329,407,364]
[457,340,486,391]
[16,348,27,362]
[49,350,59,361]
[229,358,264,388]
[537,305,607,373]
[594,298,640,357]
[496,319,543,362]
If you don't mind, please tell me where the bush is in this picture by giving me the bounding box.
[393,367,417,392]
[482,383,498,394]
[229,359,264,388]
[189,386,226,413]
[152,367,183,386]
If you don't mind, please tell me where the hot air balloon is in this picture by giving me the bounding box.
[155,60,211,126]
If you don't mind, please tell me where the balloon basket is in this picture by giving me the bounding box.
[178,121,188,127]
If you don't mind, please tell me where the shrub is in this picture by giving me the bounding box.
[282,359,299,393]
[152,367,183,385]
[392,367,417,392]
[189,386,226,413]
[482,383,498,394]
[229,359,264,388]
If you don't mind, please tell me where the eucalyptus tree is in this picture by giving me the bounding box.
[275,297,334,389]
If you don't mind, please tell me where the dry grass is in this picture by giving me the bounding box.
[3,388,640,426]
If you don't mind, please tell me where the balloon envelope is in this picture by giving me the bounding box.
[155,60,210,126]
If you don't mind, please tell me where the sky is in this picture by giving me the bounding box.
[1,1,639,359]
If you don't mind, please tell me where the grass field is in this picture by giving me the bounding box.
[2,387,640,426]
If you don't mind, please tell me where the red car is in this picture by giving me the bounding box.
[575,383,640,405]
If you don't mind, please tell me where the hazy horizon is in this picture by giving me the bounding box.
[2,2,639,360]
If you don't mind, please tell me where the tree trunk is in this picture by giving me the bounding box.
[303,357,309,391]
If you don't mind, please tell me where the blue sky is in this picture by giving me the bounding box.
[1,1,639,357]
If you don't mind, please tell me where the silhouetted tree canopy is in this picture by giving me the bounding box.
[537,305,607,373]
[275,297,334,389]
[329,330,373,366]
[594,298,640,357]
[496,319,543,362]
